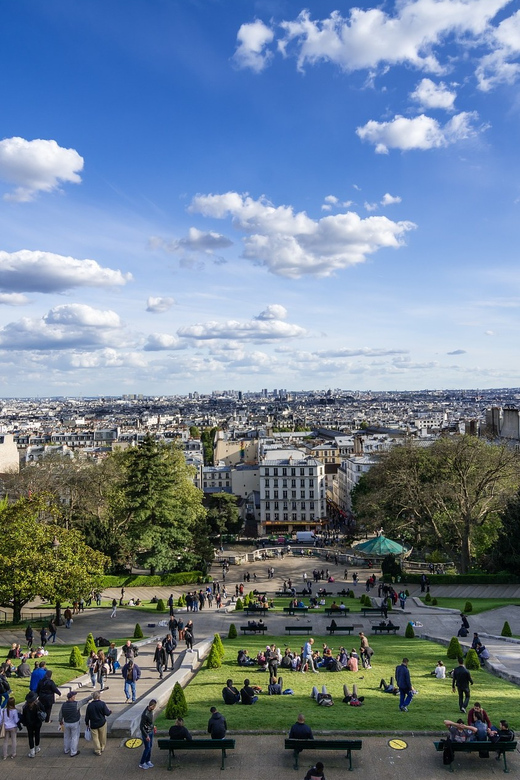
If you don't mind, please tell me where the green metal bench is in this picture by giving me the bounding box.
[434,739,517,773]
[326,624,354,634]
[285,625,313,634]
[157,738,236,771]
[285,738,363,771]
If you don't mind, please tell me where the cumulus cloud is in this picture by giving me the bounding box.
[146,296,175,313]
[189,192,415,278]
[233,19,274,72]
[447,349,467,354]
[150,227,233,255]
[476,10,520,90]
[324,195,338,204]
[410,78,456,110]
[144,333,185,351]
[357,111,481,153]
[0,249,132,293]
[261,2,510,75]
[0,137,84,201]
[381,193,402,206]
[177,307,305,341]
[0,304,123,350]
[0,292,29,305]
[65,348,147,369]
[364,201,378,212]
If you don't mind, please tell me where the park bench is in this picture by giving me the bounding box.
[285,738,363,771]
[325,607,350,616]
[285,625,313,635]
[158,738,236,771]
[283,606,309,616]
[240,624,268,635]
[244,607,269,616]
[372,625,400,634]
[326,624,355,635]
[361,607,385,617]
[336,589,351,596]
[434,739,517,773]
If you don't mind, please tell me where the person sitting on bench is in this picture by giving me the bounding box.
[168,716,192,740]
[444,719,478,743]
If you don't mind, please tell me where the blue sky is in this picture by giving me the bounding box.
[0,0,519,396]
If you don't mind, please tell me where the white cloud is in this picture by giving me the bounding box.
[150,227,233,255]
[233,20,274,72]
[273,2,509,75]
[0,304,124,350]
[485,330,495,335]
[66,348,147,369]
[144,333,185,351]
[324,195,338,204]
[177,307,305,341]
[0,249,132,293]
[410,78,457,110]
[0,137,84,201]
[364,201,378,212]
[321,204,332,211]
[0,292,29,306]
[381,193,402,206]
[357,111,481,153]
[447,349,467,354]
[189,192,415,278]
[316,347,409,358]
[146,296,175,313]
[256,304,288,321]
[476,11,520,90]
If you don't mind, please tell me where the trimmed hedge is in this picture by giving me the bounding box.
[165,682,188,719]
[100,572,208,588]
[228,623,237,639]
[69,646,84,669]
[501,621,512,638]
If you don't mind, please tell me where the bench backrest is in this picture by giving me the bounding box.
[158,739,236,749]
[285,739,362,749]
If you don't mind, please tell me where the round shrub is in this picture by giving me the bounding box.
[156,598,165,612]
[134,623,144,639]
[431,598,438,606]
[405,622,415,639]
[83,632,97,657]
[69,646,84,669]
[177,594,186,607]
[405,589,410,597]
[501,621,512,638]
[348,590,355,598]
[165,681,188,719]
[424,592,432,603]
[447,636,463,659]
[228,623,237,639]
[465,649,480,670]
[235,597,243,611]
[464,601,473,613]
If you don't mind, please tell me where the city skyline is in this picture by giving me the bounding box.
[1,1,520,396]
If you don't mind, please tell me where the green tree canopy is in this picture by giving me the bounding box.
[351,436,520,573]
[206,492,241,537]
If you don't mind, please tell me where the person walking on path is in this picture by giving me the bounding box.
[64,607,73,628]
[452,656,473,714]
[48,618,57,644]
[153,642,167,679]
[395,657,413,712]
[122,659,141,703]
[163,634,177,669]
[139,699,157,769]
[29,661,47,692]
[21,691,46,758]
[87,651,98,687]
[301,638,318,673]
[110,598,118,618]
[84,691,111,756]
[94,651,109,691]
[25,625,34,649]
[1,696,20,759]
[58,690,91,758]
[36,669,61,722]
[184,621,194,651]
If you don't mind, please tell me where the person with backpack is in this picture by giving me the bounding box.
[36,669,61,722]
[21,691,46,758]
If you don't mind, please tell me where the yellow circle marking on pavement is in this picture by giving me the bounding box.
[388,739,408,750]
[125,737,143,749]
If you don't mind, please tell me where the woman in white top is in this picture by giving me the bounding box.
[433,660,446,679]
[1,696,20,759]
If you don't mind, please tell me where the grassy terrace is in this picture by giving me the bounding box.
[154,634,519,733]
[420,597,520,615]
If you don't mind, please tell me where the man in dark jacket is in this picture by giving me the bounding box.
[58,690,91,757]
[153,642,167,679]
[168,717,192,741]
[395,657,413,712]
[452,656,473,713]
[85,691,111,756]
[222,679,240,705]
[207,706,227,739]
[36,669,61,722]
[289,713,313,739]
[139,699,157,769]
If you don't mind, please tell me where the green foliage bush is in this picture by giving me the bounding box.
[134,623,144,639]
[177,594,186,607]
[348,590,355,598]
[431,598,438,606]
[447,636,463,659]
[69,646,84,669]
[464,601,473,613]
[165,682,188,719]
[405,623,415,638]
[206,642,222,669]
[465,649,480,670]
[100,572,205,588]
[400,573,520,585]
[405,589,410,597]
[83,632,97,656]
[424,592,432,602]
[228,623,237,639]
[156,599,166,612]
[235,597,243,611]
[501,621,512,637]
[213,633,225,660]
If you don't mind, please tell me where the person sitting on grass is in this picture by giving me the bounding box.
[431,660,446,679]
[240,679,261,705]
[347,650,359,672]
[268,676,282,695]
[222,679,240,705]
[237,649,254,667]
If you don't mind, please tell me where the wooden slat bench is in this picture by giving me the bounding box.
[240,625,268,635]
[434,740,517,773]
[361,607,386,617]
[283,606,309,616]
[158,738,236,771]
[285,625,313,635]
[372,625,400,634]
[326,624,355,635]
[325,607,350,616]
[285,738,363,771]
[244,607,269,616]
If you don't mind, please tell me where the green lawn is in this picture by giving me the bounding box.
[155,634,519,733]
[421,598,520,615]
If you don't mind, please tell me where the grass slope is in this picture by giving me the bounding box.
[155,634,519,733]
[421,598,520,615]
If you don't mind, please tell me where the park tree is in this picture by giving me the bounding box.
[0,495,108,623]
[206,492,242,538]
[351,436,520,573]
[486,489,520,573]
[201,427,218,465]
[115,435,206,572]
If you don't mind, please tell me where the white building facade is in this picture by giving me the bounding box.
[259,456,326,535]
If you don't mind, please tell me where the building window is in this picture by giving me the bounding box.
[265,479,270,487]
[274,513,279,522]
[292,502,297,510]
[265,491,270,500]
[291,468,296,476]
[292,513,297,522]
[282,490,287,499]
[274,502,279,510]
[273,479,279,487]
[266,513,270,521]
[300,468,305,475]
[283,513,288,522]
[291,490,296,499]
[283,502,288,511]
[265,502,270,509]
[274,468,278,475]
[291,479,296,487]
[274,490,278,499]
[282,468,287,476]
[301,491,306,499]
[282,479,287,487]
[300,479,305,487]
[309,491,314,499]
